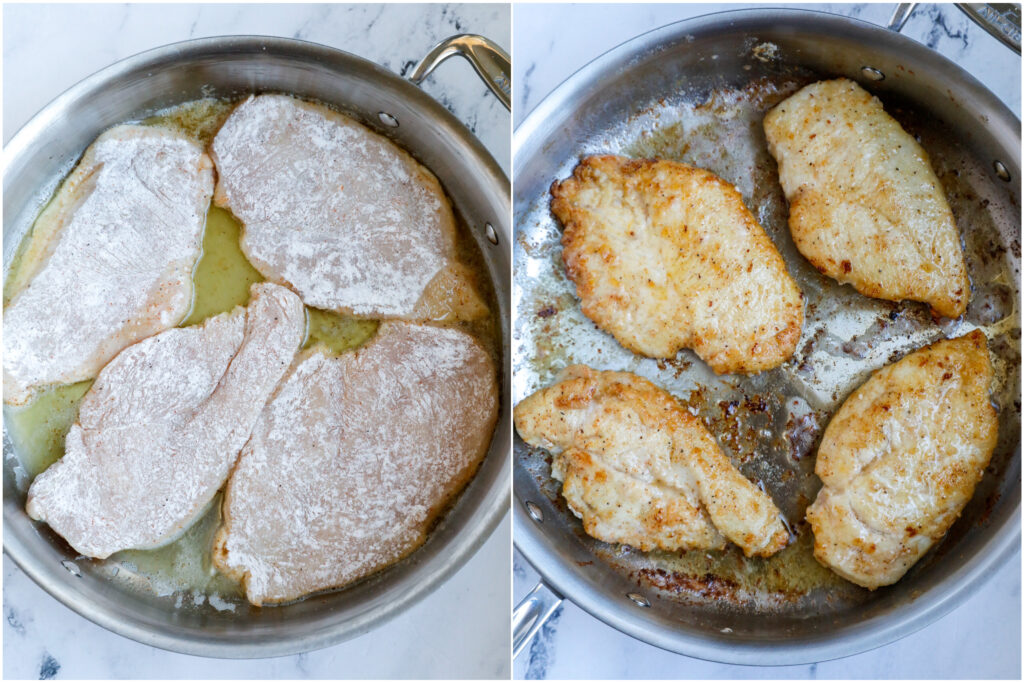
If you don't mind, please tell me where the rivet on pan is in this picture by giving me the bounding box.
[993,160,1011,182]
[485,222,499,245]
[525,500,544,523]
[627,592,650,608]
[861,66,885,81]
[61,560,82,577]
[378,112,399,128]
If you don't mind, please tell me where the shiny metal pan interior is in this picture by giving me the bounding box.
[513,9,1020,664]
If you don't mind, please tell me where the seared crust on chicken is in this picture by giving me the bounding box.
[514,366,790,557]
[550,156,803,375]
[806,331,998,589]
[763,78,970,318]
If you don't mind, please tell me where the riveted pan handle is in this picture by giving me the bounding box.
[887,3,919,31]
[512,580,563,659]
[409,34,511,111]
[888,2,1021,53]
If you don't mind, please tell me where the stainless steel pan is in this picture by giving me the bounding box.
[512,8,1020,665]
[3,34,510,658]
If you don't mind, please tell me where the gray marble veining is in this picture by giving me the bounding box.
[2,3,510,679]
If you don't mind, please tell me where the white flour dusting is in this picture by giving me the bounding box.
[3,124,214,405]
[214,321,498,605]
[24,283,305,559]
[212,95,456,317]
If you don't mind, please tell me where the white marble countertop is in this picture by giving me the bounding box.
[513,2,1020,125]
[513,3,1021,679]
[3,3,510,679]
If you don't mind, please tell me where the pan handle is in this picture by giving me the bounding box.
[409,34,511,111]
[888,2,1021,53]
[512,580,564,659]
[887,3,918,32]
[956,3,1022,53]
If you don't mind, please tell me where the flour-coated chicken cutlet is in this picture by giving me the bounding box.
[211,94,486,322]
[25,283,305,559]
[213,321,498,605]
[763,78,970,318]
[514,366,789,557]
[805,330,997,589]
[550,156,803,375]
[4,124,213,405]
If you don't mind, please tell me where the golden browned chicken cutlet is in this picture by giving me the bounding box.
[806,330,997,589]
[763,78,970,318]
[514,366,790,557]
[550,156,803,375]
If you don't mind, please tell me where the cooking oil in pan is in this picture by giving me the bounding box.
[5,381,92,478]
[180,205,264,325]
[111,493,244,605]
[183,203,382,354]
[142,97,236,147]
[305,308,379,354]
[598,529,849,609]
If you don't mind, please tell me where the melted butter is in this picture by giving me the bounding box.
[181,206,264,325]
[304,308,378,355]
[4,232,33,307]
[624,530,850,605]
[143,98,237,148]
[112,493,243,600]
[183,203,380,353]
[4,381,92,477]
